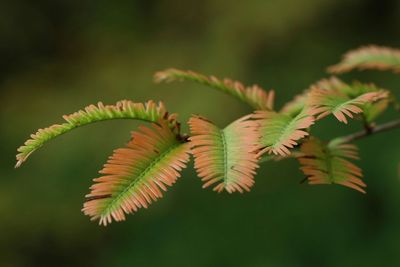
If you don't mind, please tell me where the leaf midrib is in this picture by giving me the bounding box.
[219,128,229,186]
[100,142,182,218]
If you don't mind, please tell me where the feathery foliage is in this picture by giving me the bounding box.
[16,100,179,167]
[310,77,391,123]
[297,138,366,193]
[328,45,400,74]
[15,44,400,225]
[188,115,260,193]
[336,81,391,123]
[253,108,315,156]
[308,85,388,124]
[281,77,391,121]
[82,122,191,225]
[155,68,275,110]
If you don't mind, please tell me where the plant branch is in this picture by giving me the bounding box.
[335,118,400,144]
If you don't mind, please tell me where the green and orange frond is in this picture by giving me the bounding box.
[328,45,400,74]
[307,77,391,123]
[308,86,388,124]
[155,68,274,110]
[82,122,191,226]
[297,137,366,193]
[253,108,315,156]
[188,115,260,193]
[16,100,179,167]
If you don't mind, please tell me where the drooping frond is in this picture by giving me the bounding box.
[297,137,366,193]
[155,68,275,110]
[16,100,179,167]
[328,45,400,74]
[188,115,260,193]
[253,108,315,156]
[82,122,191,226]
[308,86,388,124]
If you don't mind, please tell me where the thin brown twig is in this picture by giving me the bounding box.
[362,114,373,134]
[336,118,400,144]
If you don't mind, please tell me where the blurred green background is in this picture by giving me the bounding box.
[1,0,400,266]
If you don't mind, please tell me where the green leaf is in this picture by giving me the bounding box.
[16,100,180,167]
[253,108,315,156]
[82,122,191,226]
[297,137,366,193]
[328,45,400,74]
[155,68,275,110]
[188,115,260,193]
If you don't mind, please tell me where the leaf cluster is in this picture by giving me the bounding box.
[16,45,400,225]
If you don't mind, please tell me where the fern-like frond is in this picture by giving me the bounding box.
[308,87,388,124]
[253,108,315,156]
[282,77,390,124]
[82,122,191,225]
[16,100,179,167]
[188,115,260,193]
[309,77,391,123]
[337,81,391,123]
[155,68,275,110]
[297,137,366,193]
[328,45,400,74]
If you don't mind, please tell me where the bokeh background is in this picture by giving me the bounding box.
[1,0,400,266]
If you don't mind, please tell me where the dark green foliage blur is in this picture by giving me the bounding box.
[1,0,400,266]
